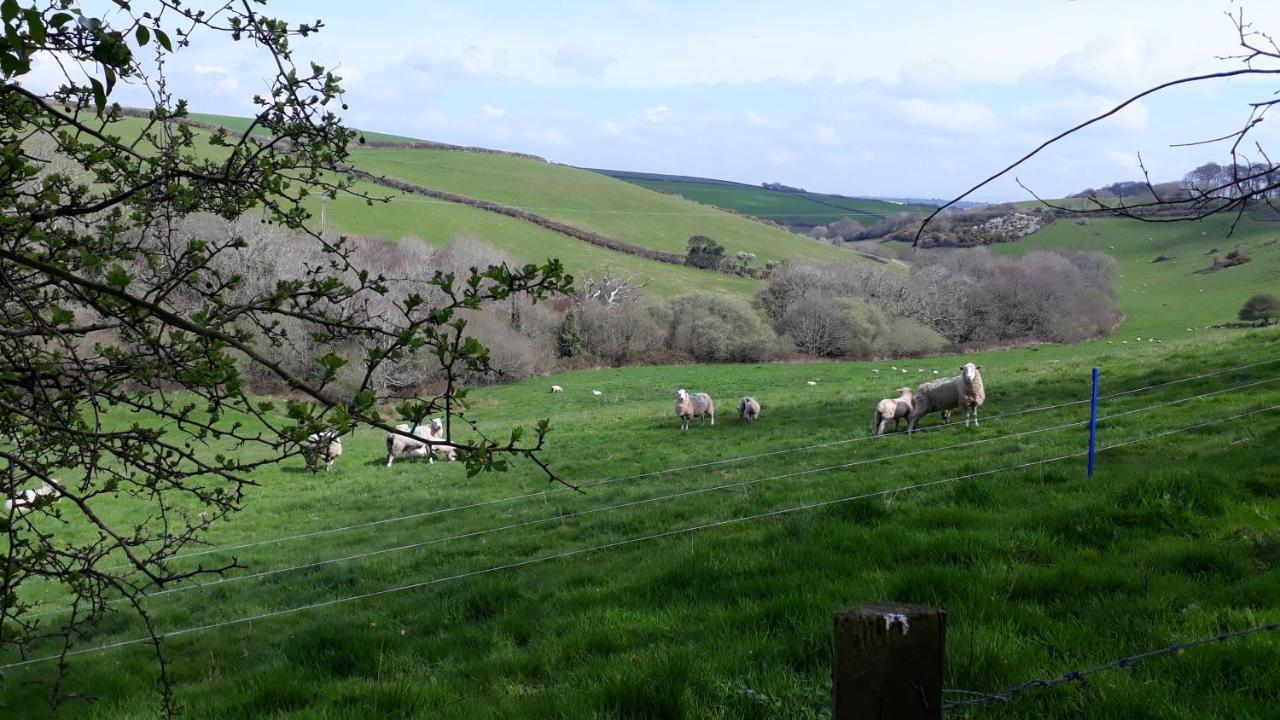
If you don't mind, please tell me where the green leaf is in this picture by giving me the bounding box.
[24,9,45,44]
[48,12,73,28]
[0,0,18,23]
[135,25,149,47]
[104,264,130,288]
[89,77,106,114]
[154,28,171,51]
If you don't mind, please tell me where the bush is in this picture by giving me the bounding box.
[668,294,784,362]
[1239,293,1280,325]
[686,235,725,270]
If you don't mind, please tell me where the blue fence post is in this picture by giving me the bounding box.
[1087,367,1099,477]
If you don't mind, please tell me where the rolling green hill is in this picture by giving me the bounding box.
[345,148,860,267]
[590,170,936,230]
[991,213,1280,337]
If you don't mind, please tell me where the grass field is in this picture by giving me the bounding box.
[991,214,1280,337]
[346,148,860,266]
[4,328,1279,718]
[609,175,934,230]
[188,112,425,144]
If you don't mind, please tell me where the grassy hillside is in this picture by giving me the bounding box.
[346,148,860,266]
[4,329,1279,718]
[188,112,425,144]
[312,180,761,298]
[613,175,933,230]
[992,214,1280,337]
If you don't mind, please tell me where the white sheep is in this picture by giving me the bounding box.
[738,396,761,423]
[907,363,985,434]
[385,418,454,467]
[550,385,563,393]
[592,390,603,396]
[4,481,61,516]
[806,380,817,386]
[873,387,913,436]
[302,430,343,472]
[674,388,714,430]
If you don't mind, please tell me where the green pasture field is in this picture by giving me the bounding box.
[616,176,932,230]
[312,181,763,298]
[4,329,1279,719]
[187,112,424,144]
[991,214,1280,337]
[345,148,862,267]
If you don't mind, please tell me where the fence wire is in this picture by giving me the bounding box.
[943,622,1280,710]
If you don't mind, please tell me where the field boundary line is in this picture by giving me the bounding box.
[6,402,1274,669]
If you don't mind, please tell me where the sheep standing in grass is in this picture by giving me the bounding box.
[302,431,343,472]
[550,385,563,393]
[4,481,61,516]
[738,396,761,423]
[873,387,913,435]
[385,418,455,467]
[675,389,714,430]
[907,363,985,434]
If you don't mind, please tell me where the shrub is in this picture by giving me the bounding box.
[668,294,784,362]
[686,235,726,270]
[1239,293,1280,325]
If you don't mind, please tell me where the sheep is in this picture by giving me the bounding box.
[907,362,985,434]
[674,388,714,430]
[738,396,761,423]
[592,390,603,396]
[302,430,343,472]
[385,418,455,467]
[550,385,563,393]
[4,481,61,516]
[806,380,817,386]
[873,387,913,436]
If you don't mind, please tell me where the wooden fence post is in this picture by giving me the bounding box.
[833,603,946,720]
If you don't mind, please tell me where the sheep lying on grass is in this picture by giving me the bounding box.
[675,389,714,430]
[385,418,455,467]
[4,481,61,516]
[302,431,343,472]
[908,363,985,434]
[873,387,913,435]
[738,396,761,423]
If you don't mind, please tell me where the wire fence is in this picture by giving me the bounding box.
[26,372,1279,621]
[943,622,1280,710]
[132,356,1280,569]
[4,401,1275,671]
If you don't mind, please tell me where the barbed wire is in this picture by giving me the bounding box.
[5,402,1274,671]
[118,356,1280,568]
[943,622,1280,710]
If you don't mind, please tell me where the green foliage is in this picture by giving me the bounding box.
[685,234,725,270]
[1239,293,1280,325]
[557,311,582,358]
[667,293,783,362]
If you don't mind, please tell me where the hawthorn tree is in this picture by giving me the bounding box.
[1239,292,1280,324]
[0,1,569,711]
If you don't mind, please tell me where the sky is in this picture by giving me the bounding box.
[42,0,1280,201]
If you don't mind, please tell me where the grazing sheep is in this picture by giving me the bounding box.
[302,431,343,472]
[592,390,603,396]
[674,388,714,430]
[907,363,986,434]
[550,385,563,393]
[385,418,454,467]
[738,396,761,423]
[4,481,61,516]
[806,380,817,386]
[873,387,913,436]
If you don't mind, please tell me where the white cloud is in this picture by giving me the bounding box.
[813,124,840,146]
[1024,33,1150,94]
[601,120,624,136]
[193,64,238,92]
[478,104,508,118]
[744,110,771,127]
[643,103,673,123]
[1015,96,1149,132]
[767,147,795,166]
[393,45,511,87]
[895,98,998,134]
[553,43,617,77]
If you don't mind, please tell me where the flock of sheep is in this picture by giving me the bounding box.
[671,362,985,436]
[291,362,987,475]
